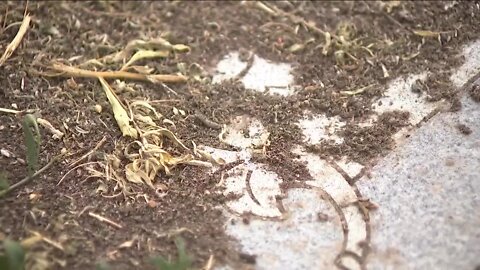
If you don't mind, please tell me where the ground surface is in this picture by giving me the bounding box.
[0,1,479,270]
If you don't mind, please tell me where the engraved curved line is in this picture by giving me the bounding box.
[222,206,288,222]
[288,182,349,252]
[245,169,261,205]
[329,159,371,269]
[335,250,364,270]
[222,162,352,266]
[351,183,372,266]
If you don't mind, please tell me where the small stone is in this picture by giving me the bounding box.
[147,200,158,208]
[317,212,329,222]
[1,149,12,158]
[94,104,102,113]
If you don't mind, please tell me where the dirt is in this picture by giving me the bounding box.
[457,123,473,135]
[0,1,479,269]
[470,84,480,102]
[307,111,411,164]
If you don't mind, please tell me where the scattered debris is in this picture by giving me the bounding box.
[68,136,107,168]
[37,118,64,140]
[340,85,374,96]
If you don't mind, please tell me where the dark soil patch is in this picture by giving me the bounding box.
[1,1,479,269]
[457,123,472,135]
[470,84,480,102]
[308,111,411,164]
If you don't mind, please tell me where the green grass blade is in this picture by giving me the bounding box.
[95,261,111,270]
[149,237,192,270]
[1,239,26,270]
[174,238,192,270]
[22,114,41,177]
[0,171,9,190]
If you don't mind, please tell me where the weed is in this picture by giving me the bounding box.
[22,114,41,177]
[150,238,192,270]
[0,239,26,270]
[95,237,193,270]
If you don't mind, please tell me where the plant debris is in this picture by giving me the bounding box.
[99,77,138,138]
[0,14,30,66]
[42,63,188,83]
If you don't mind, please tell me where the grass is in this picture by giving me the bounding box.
[95,237,192,270]
[149,238,192,270]
[0,240,25,270]
[0,114,42,198]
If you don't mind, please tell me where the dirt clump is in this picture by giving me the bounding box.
[309,111,411,164]
[457,123,472,135]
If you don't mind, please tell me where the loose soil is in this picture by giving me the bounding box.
[0,1,479,269]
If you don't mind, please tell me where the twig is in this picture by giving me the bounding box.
[37,117,64,139]
[29,230,64,252]
[340,84,374,96]
[384,13,411,33]
[0,107,21,114]
[216,172,225,187]
[0,14,31,66]
[203,255,215,270]
[57,161,100,186]
[88,212,123,229]
[77,205,94,218]
[233,52,254,81]
[2,4,8,29]
[68,136,107,168]
[149,99,182,104]
[1,21,24,33]
[252,1,277,16]
[160,82,178,96]
[0,153,64,198]
[43,63,188,83]
[19,235,43,249]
